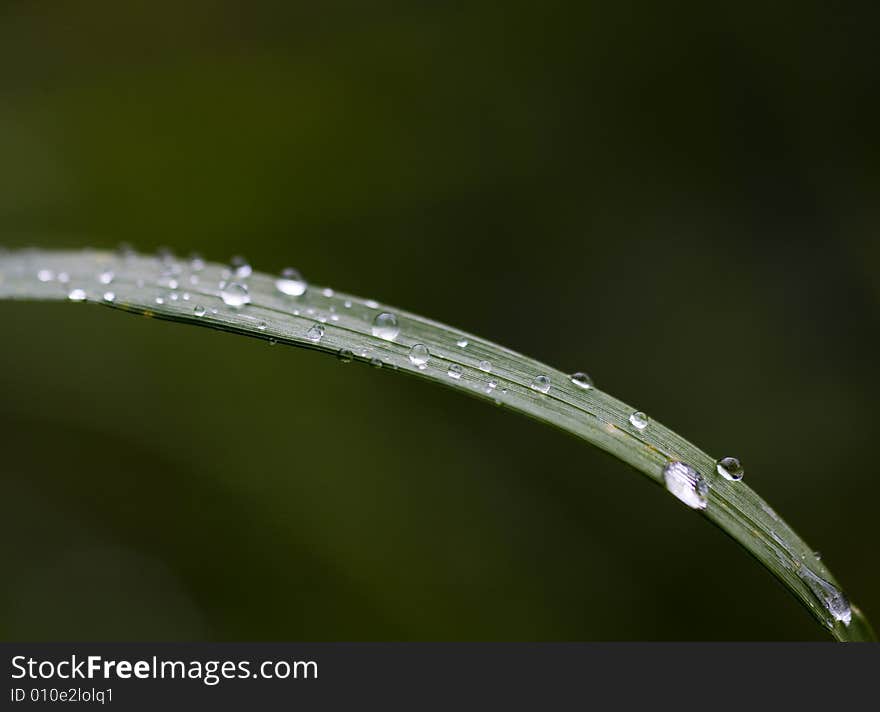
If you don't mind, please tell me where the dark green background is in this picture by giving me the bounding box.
[1,2,877,640]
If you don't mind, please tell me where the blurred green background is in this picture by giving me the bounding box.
[1,1,878,640]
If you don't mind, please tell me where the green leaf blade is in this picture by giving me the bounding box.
[1,247,873,641]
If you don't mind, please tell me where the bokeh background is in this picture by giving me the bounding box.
[1,1,878,641]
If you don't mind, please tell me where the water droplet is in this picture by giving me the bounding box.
[182,292,191,301]
[570,372,593,389]
[337,348,353,363]
[189,274,200,285]
[189,253,206,271]
[343,299,352,308]
[220,282,250,307]
[716,457,744,481]
[478,360,492,373]
[230,255,252,279]
[275,268,307,296]
[365,299,379,309]
[629,411,648,431]
[322,287,334,297]
[370,357,383,368]
[456,338,468,348]
[530,375,551,393]
[798,567,851,626]
[103,291,115,302]
[663,461,709,510]
[257,321,267,331]
[193,304,207,317]
[306,323,325,342]
[372,312,400,341]
[37,269,54,282]
[408,343,430,368]
[117,242,135,259]
[169,292,179,301]
[155,296,165,305]
[447,364,463,379]
[268,337,277,346]
[57,272,70,284]
[68,288,87,302]
[98,270,114,285]
[485,379,498,394]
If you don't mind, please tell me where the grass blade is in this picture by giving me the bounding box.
[0,247,874,641]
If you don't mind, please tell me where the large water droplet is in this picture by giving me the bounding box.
[409,343,430,368]
[798,567,852,626]
[193,304,206,317]
[230,255,252,279]
[275,268,307,296]
[530,375,551,394]
[570,372,593,389]
[103,291,116,302]
[663,461,708,510]
[456,338,468,348]
[220,282,250,307]
[447,364,463,379]
[67,288,87,302]
[716,457,744,481]
[306,323,325,342]
[629,411,648,431]
[478,360,492,373]
[372,312,400,341]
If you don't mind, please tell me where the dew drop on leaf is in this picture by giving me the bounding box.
[409,343,430,368]
[220,282,250,307]
[372,312,400,341]
[716,457,744,481]
[570,372,593,389]
[274,268,309,296]
[798,566,852,626]
[530,375,551,394]
[663,461,708,510]
[629,411,648,431]
[306,323,325,342]
[230,255,252,279]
